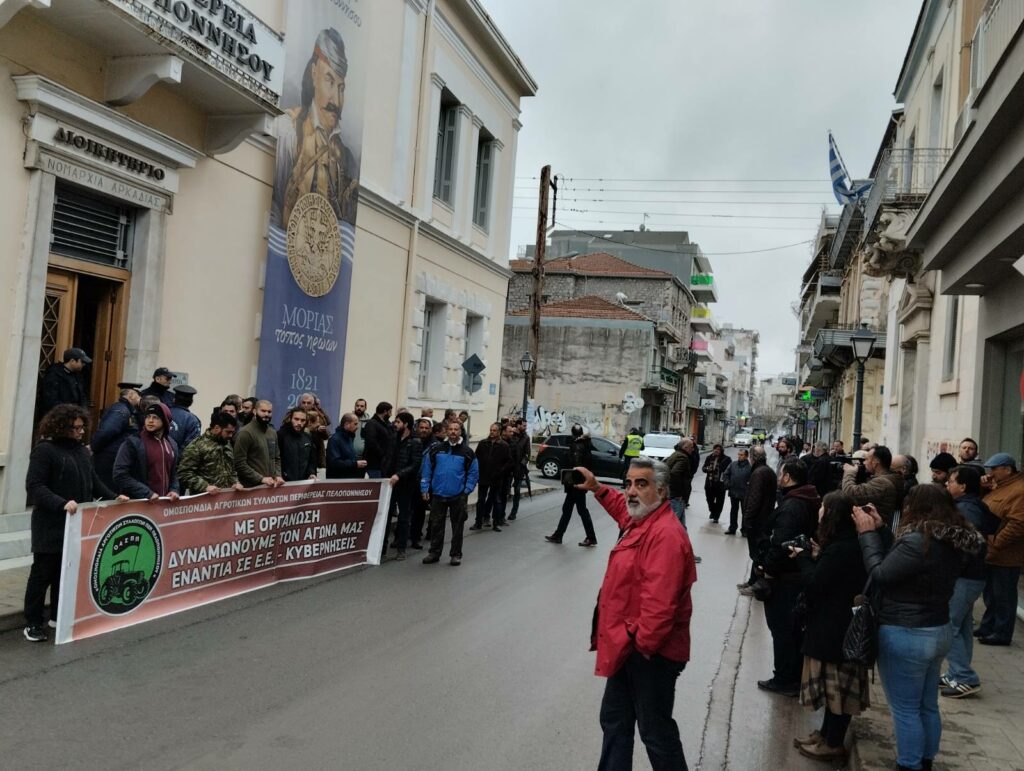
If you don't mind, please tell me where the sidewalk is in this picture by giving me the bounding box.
[0,476,559,634]
[851,617,1024,771]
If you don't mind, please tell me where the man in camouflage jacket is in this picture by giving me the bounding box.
[178,413,243,494]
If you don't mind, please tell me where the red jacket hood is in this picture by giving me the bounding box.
[783,483,821,504]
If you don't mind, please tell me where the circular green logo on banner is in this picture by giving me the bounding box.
[90,515,163,615]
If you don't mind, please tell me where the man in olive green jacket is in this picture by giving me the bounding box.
[234,400,284,488]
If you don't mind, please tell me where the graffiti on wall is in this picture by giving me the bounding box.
[505,392,646,438]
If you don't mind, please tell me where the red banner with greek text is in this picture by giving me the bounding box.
[55,480,390,643]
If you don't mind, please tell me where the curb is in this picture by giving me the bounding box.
[0,483,560,636]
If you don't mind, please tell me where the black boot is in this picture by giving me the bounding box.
[921,761,933,771]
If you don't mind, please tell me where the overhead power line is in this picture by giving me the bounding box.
[517,176,827,182]
[515,208,818,221]
[550,221,814,256]
[513,197,835,206]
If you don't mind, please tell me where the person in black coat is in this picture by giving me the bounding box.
[140,366,175,407]
[471,422,513,531]
[38,348,91,415]
[91,387,142,490]
[789,492,869,761]
[277,408,318,482]
[388,412,424,559]
[326,414,367,479]
[23,405,125,642]
[702,444,732,522]
[361,401,396,478]
[545,425,598,546]
[757,460,821,696]
[740,446,778,590]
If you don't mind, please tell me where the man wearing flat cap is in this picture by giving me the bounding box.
[169,385,202,451]
[141,367,175,408]
[272,27,359,229]
[39,347,91,415]
[977,452,1024,645]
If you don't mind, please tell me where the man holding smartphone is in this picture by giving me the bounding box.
[545,424,598,547]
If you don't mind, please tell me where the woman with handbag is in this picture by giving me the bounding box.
[790,491,868,762]
[854,484,985,771]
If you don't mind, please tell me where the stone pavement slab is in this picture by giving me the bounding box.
[852,617,1024,771]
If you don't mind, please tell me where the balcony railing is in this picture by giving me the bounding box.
[970,0,1024,96]
[862,147,952,230]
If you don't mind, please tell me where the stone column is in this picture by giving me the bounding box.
[453,106,477,241]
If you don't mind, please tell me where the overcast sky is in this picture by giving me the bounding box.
[485,0,923,377]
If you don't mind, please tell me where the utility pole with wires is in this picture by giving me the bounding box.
[529,165,557,398]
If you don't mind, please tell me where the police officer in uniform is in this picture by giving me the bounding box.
[141,367,175,407]
[91,383,143,491]
[619,427,644,486]
[169,385,202,451]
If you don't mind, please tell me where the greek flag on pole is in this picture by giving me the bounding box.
[829,132,872,205]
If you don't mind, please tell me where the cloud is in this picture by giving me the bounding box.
[487,0,922,376]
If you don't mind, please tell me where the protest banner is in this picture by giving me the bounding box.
[55,480,389,644]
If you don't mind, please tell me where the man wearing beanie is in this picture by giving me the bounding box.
[929,452,959,484]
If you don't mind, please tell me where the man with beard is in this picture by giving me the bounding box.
[410,418,436,548]
[278,408,318,482]
[178,411,244,494]
[140,367,175,408]
[959,437,981,466]
[575,458,696,769]
[756,460,821,696]
[421,421,478,566]
[326,413,367,479]
[362,401,396,480]
[238,397,256,426]
[234,400,284,488]
[272,28,358,228]
[388,412,423,560]
[472,422,513,532]
[113,403,181,501]
[352,398,369,459]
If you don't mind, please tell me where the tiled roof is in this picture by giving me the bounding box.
[509,252,672,278]
[508,295,651,321]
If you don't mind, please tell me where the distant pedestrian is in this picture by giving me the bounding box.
[233,400,284,488]
[941,465,998,698]
[722,448,751,534]
[277,408,318,482]
[472,422,513,532]
[702,444,731,523]
[977,452,1024,645]
[618,427,643,487]
[23,405,125,642]
[854,484,984,771]
[38,348,91,415]
[664,439,693,528]
[168,385,202,451]
[113,403,181,501]
[140,366,175,407]
[576,458,696,770]
[545,425,598,547]
[409,418,435,547]
[361,401,396,479]
[388,412,423,560]
[421,421,478,566]
[326,413,368,479]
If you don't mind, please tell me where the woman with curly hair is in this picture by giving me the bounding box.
[854,483,985,771]
[789,491,868,762]
[23,405,125,643]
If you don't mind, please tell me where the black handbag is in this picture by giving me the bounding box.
[842,577,878,666]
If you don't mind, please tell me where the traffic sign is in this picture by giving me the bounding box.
[461,354,486,375]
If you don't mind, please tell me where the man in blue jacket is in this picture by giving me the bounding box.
[91,386,141,490]
[326,413,367,479]
[421,420,479,566]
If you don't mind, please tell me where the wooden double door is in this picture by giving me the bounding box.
[37,257,130,430]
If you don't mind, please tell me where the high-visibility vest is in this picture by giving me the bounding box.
[624,434,643,457]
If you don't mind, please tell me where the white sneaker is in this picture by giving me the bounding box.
[47,620,57,629]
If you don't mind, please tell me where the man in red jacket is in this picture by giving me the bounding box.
[576,456,697,770]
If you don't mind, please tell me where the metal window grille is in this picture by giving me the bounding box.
[50,184,133,268]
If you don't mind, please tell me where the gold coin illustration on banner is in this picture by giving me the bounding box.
[286,192,342,298]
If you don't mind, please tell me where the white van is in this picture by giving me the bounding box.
[640,433,682,461]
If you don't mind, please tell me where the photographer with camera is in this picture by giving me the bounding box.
[841,445,904,525]
[545,424,598,547]
[756,460,821,696]
[788,491,869,762]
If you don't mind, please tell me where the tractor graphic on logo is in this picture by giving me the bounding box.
[90,515,162,615]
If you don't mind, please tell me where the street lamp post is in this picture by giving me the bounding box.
[850,323,877,450]
[519,351,534,427]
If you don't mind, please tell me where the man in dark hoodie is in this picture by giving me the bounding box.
[361,401,396,479]
[38,347,91,415]
[140,367,175,408]
[91,386,141,490]
[113,403,181,500]
[756,459,820,696]
[277,408,318,482]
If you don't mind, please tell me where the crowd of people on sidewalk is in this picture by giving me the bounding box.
[22,360,542,642]
[735,434,1023,771]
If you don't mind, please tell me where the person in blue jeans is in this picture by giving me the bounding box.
[854,484,985,771]
[941,465,999,698]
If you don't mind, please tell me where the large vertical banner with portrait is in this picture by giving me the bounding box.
[256,0,366,416]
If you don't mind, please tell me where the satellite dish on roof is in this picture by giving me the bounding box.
[615,292,628,304]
